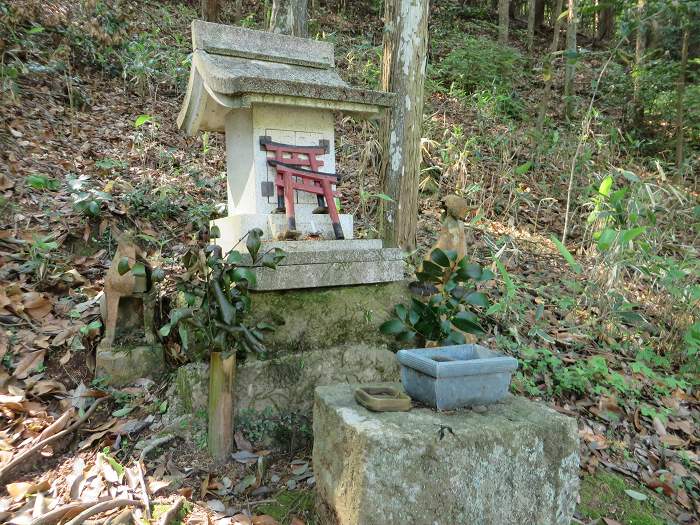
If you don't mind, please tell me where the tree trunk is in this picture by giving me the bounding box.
[234,0,243,23]
[675,25,689,177]
[270,0,309,37]
[534,0,545,29]
[498,0,510,43]
[527,0,536,50]
[596,6,614,41]
[378,0,430,251]
[563,0,577,118]
[201,0,219,21]
[536,0,564,133]
[632,0,645,126]
[208,352,235,462]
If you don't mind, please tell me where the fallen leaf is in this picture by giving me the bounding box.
[660,434,686,448]
[290,518,305,525]
[602,518,622,525]
[147,478,171,494]
[30,380,67,397]
[625,489,648,501]
[37,409,73,441]
[206,500,225,513]
[231,515,252,525]
[252,516,279,525]
[6,480,49,500]
[6,482,33,500]
[13,350,46,379]
[677,488,691,509]
[0,173,14,190]
[21,292,52,320]
[667,461,688,477]
[652,417,666,437]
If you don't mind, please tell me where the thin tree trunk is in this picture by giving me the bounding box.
[527,0,536,50]
[378,0,430,250]
[534,0,545,29]
[632,0,645,126]
[563,0,577,118]
[598,6,614,40]
[270,0,309,37]
[234,0,243,22]
[675,25,689,177]
[201,0,219,21]
[208,352,235,462]
[536,0,564,133]
[499,0,510,43]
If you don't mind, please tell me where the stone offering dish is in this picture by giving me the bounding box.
[354,386,411,412]
[396,344,518,410]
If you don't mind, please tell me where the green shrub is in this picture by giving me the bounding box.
[431,36,524,95]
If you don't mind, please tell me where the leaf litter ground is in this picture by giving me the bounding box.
[0,1,698,524]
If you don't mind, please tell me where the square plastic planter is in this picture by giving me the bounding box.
[396,344,518,410]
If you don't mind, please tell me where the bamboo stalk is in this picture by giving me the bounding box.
[207,351,236,462]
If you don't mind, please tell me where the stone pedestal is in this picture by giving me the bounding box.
[235,239,405,291]
[313,383,579,525]
[95,343,164,386]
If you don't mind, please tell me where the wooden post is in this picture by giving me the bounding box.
[378,0,430,251]
[208,352,236,462]
[270,0,309,37]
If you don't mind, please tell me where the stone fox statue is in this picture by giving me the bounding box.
[101,235,151,347]
[434,194,470,262]
[413,195,471,296]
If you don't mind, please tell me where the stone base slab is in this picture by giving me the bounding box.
[239,239,405,290]
[95,343,164,386]
[162,345,400,436]
[313,383,579,525]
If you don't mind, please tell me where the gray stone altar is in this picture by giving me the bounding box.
[313,383,580,525]
[178,21,402,290]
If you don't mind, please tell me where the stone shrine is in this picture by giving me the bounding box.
[178,21,403,289]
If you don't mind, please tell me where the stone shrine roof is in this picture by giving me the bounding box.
[178,21,395,135]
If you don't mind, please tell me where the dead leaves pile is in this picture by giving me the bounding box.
[575,389,700,520]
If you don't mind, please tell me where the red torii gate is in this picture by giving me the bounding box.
[260,136,344,240]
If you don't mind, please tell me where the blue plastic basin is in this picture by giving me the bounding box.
[396,344,518,410]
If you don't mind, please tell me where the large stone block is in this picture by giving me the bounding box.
[165,345,400,425]
[313,383,579,525]
[248,281,409,352]
[95,344,164,386]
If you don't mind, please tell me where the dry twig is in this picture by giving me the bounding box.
[29,498,111,525]
[139,434,175,462]
[64,499,143,525]
[0,396,110,484]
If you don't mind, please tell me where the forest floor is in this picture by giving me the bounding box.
[0,1,698,524]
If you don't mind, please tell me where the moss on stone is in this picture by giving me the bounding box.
[578,472,674,525]
[175,366,194,413]
[249,281,410,353]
